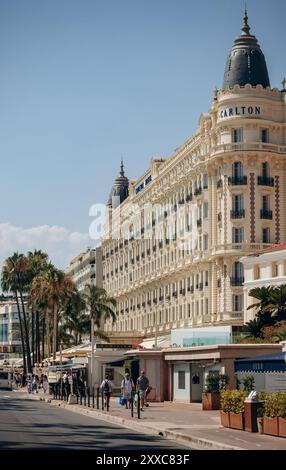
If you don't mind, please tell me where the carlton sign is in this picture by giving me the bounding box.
[219,105,262,119]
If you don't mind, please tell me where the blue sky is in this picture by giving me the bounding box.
[0,0,285,267]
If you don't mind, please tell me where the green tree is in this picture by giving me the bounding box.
[1,253,32,373]
[247,286,276,326]
[83,285,117,339]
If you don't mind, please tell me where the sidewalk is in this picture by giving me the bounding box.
[17,389,286,450]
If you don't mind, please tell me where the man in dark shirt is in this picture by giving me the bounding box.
[136,370,149,411]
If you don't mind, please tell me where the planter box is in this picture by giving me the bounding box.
[202,392,220,410]
[229,412,244,430]
[220,410,230,428]
[263,417,279,437]
[278,418,286,438]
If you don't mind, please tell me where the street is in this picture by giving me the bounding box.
[0,390,187,450]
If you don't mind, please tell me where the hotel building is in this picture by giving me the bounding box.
[0,296,21,355]
[101,13,286,341]
[67,247,103,293]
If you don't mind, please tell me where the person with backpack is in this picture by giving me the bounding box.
[100,375,112,411]
[121,372,135,409]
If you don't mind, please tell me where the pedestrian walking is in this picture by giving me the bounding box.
[43,375,49,394]
[136,370,149,412]
[26,374,32,394]
[100,375,113,411]
[121,372,135,409]
[32,374,38,394]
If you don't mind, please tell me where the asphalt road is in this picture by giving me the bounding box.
[0,390,188,450]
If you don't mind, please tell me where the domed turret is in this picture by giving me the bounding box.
[223,11,270,89]
[107,161,129,208]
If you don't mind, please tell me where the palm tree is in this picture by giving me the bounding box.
[29,265,76,361]
[244,318,264,338]
[83,285,116,387]
[247,286,276,326]
[26,250,49,364]
[1,253,32,373]
[60,292,89,346]
[83,285,117,335]
[264,285,286,322]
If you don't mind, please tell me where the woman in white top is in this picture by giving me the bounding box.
[121,372,135,409]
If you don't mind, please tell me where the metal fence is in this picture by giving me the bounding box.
[52,385,142,419]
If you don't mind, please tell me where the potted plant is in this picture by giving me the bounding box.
[277,393,286,438]
[263,393,279,437]
[220,390,247,430]
[202,372,228,411]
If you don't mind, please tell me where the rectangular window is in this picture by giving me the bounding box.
[203,234,209,250]
[232,194,244,211]
[178,371,186,390]
[205,298,209,315]
[232,227,244,243]
[262,195,270,211]
[233,295,243,312]
[203,202,209,219]
[232,128,243,143]
[262,228,270,244]
[261,129,269,143]
[205,271,209,286]
[254,265,260,280]
[203,173,208,189]
[272,262,278,278]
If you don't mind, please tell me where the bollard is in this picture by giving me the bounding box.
[137,390,140,419]
[131,390,134,418]
[84,389,87,407]
[97,387,100,409]
[101,388,104,411]
[87,387,90,408]
[92,387,95,408]
[80,393,82,406]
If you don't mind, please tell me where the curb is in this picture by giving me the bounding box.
[21,393,244,450]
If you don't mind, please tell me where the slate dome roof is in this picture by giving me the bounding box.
[107,161,129,208]
[223,11,270,89]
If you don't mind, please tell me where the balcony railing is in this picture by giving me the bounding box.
[197,218,202,228]
[214,142,286,155]
[217,179,223,189]
[230,209,245,219]
[228,176,247,186]
[230,277,244,286]
[218,212,222,222]
[260,209,273,220]
[258,176,274,187]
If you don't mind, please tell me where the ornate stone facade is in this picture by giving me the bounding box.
[101,17,286,340]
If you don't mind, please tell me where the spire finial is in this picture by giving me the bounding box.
[242,4,250,35]
[120,157,125,177]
